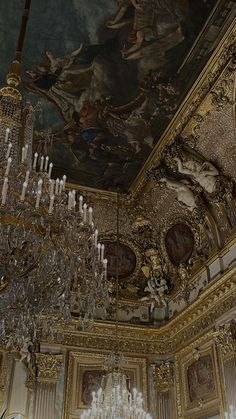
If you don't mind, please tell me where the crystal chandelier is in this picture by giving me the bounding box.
[81,369,152,419]
[81,195,152,419]
[225,406,236,419]
[0,0,109,351]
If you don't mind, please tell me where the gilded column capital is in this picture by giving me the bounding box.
[214,321,236,356]
[152,361,173,393]
[36,353,64,383]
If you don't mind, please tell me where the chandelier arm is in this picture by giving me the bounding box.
[115,192,120,355]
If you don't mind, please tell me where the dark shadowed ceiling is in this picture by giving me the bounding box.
[0,0,233,191]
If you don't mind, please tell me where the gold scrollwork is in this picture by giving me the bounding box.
[152,361,173,393]
[214,321,236,356]
[36,353,64,383]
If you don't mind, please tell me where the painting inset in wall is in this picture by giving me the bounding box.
[165,223,194,266]
[77,366,135,408]
[187,355,216,403]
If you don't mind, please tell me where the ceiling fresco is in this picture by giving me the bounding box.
[0,0,224,191]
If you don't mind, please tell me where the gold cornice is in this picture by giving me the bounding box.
[43,266,236,355]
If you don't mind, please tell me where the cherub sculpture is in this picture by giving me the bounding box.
[141,247,169,310]
[142,277,168,310]
[19,337,33,365]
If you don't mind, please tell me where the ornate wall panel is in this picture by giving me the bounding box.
[63,352,148,419]
[175,340,223,419]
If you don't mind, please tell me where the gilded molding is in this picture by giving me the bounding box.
[42,267,236,356]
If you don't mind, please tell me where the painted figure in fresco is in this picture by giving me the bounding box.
[107,0,188,59]
[82,371,103,405]
[174,157,219,194]
[25,44,85,90]
[25,44,113,121]
[160,177,197,211]
[187,356,215,402]
[103,96,153,152]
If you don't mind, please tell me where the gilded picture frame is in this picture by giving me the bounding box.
[64,351,148,419]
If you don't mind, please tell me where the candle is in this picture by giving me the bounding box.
[44,156,49,172]
[5,128,10,143]
[24,144,29,160]
[94,229,98,247]
[101,244,105,261]
[25,170,30,183]
[67,191,73,210]
[37,179,43,192]
[1,177,8,205]
[40,156,44,172]
[48,194,55,215]
[6,142,12,159]
[79,195,83,213]
[83,203,87,223]
[48,162,53,178]
[21,147,25,163]
[62,175,67,190]
[55,178,59,195]
[59,179,64,195]
[35,190,42,209]
[49,179,55,197]
[72,190,76,208]
[88,207,93,225]
[97,243,101,260]
[33,152,38,170]
[20,182,27,202]
[5,157,12,176]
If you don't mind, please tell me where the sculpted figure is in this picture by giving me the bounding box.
[142,277,168,310]
[19,337,33,365]
[174,157,219,194]
[141,247,163,279]
[160,177,196,211]
[141,247,169,309]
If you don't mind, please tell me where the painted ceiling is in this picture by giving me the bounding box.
[0,0,229,192]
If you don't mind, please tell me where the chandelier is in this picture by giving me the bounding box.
[81,195,152,419]
[81,370,152,419]
[0,0,109,351]
[225,406,236,419]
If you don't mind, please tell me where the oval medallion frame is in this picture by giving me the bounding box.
[165,223,194,266]
[101,235,141,283]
